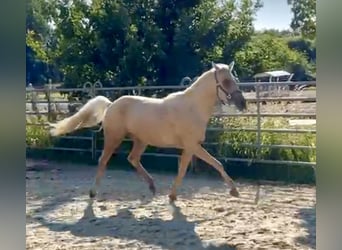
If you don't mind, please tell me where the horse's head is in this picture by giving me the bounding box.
[211,62,247,111]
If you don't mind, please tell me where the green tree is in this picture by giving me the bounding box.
[287,37,315,60]
[234,33,311,81]
[168,0,262,81]
[51,0,166,87]
[287,0,316,39]
[26,0,61,85]
[42,0,262,88]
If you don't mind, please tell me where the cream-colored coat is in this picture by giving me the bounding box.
[49,62,246,201]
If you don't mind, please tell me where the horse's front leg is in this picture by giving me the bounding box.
[169,150,193,202]
[193,145,239,197]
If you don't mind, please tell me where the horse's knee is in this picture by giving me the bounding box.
[127,154,133,162]
[127,154,139,166]
[98,155,104,165]
[98,154,110,168]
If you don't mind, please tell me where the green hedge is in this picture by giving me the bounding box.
[207,116,316,162]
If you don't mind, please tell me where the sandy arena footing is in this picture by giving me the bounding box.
[26,160,316,250]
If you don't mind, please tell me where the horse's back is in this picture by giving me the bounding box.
[115,95,162,105]
[104,95,165,124]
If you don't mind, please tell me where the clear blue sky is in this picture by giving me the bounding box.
[253,0,292,31]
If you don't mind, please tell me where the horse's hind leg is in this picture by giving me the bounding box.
[89,131,124,198]
[127,138,156,195]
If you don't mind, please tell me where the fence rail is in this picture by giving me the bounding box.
[26,80,316,168]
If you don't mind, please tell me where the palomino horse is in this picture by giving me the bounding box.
[49,62,247,202]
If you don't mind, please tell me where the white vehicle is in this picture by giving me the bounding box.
[253,70,294,97]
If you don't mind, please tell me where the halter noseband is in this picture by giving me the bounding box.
[214,69,236,105]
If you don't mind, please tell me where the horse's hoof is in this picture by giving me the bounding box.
[168,194,177,203]
[89,189,97,199]
[149,184,156,196]
[230,187,240,198]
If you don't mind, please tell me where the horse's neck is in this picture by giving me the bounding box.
[184,71,217,121]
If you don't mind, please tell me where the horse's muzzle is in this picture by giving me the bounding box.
[230,90,247,111]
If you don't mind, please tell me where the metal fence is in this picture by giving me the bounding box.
[26,80,316,168]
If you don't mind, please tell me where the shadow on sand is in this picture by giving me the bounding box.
[295,206,316,249]
[30,199,236,250]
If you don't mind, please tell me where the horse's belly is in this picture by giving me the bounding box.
[146,132,181,148]
[127,116,182,147]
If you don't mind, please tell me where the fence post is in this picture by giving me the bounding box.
[91,83,96,162]
[256,82,262,160]
[46,85,51,122]
[86,81,102,162]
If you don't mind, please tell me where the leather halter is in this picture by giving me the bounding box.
[214,69,238,105]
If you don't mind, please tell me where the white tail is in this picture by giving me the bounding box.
[49,95,112,136]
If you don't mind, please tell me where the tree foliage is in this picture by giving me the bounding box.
[234,33,311,81]
[45,0,264,87]
[287,0,316,39]
[26,0,316,88]
[26,0,61,84]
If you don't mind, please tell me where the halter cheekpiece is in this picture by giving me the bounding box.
[214,69,232,105]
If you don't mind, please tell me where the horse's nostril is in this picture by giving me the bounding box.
[241,100,247,110]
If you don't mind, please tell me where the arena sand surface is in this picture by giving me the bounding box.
[26,160,316,250]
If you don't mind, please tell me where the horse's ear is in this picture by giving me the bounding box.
[229,61,235,72]
[211,61,219,70]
